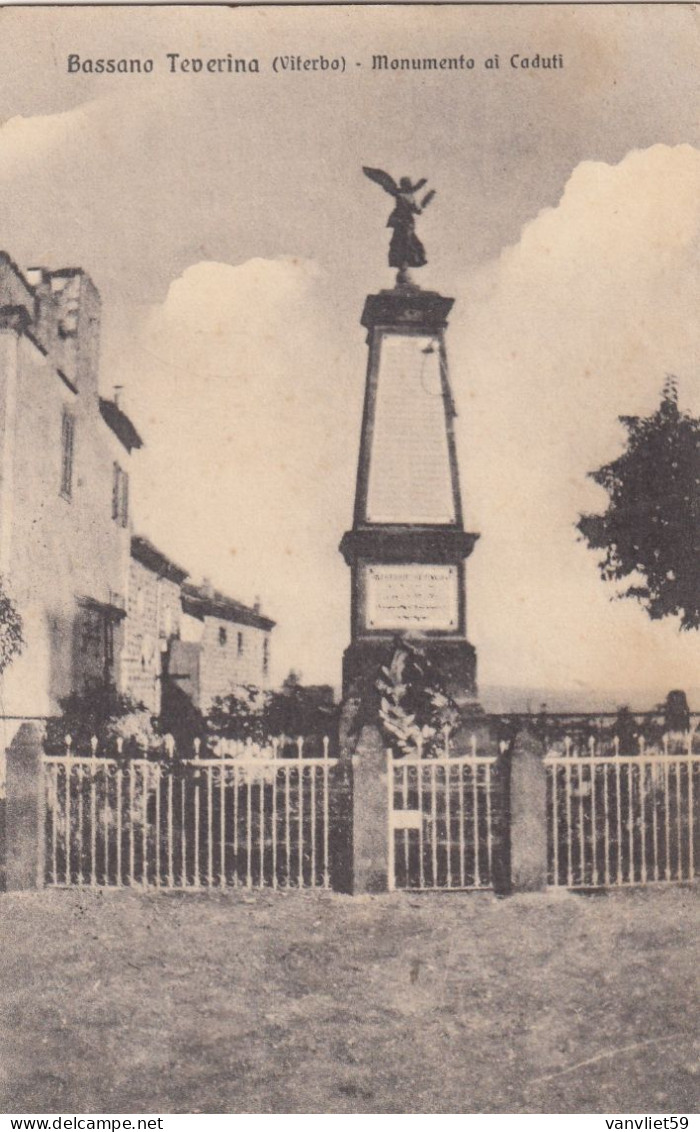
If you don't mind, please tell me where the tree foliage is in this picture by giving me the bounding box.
[206,684,267,744]
[45,686,159,756]
[577,379,700,631]
[264,671,336,739]
[206,674,336,744]
[0,576,24,676]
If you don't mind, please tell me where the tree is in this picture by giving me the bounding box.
[0,577,24,676]
[206,685,267,744]
[577,378,700,631]
[264,671,336,739]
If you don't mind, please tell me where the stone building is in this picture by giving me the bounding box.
[122,536,188,715]
[123,547,276,721]
[0,250,276,734]
[177,581,275,714]
[0,252,142,733]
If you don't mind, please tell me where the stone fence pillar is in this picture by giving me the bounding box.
[339,706,390,894]
[494,727,548,894]
[4,722,45,891]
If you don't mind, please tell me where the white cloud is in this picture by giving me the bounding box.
[127,256,357,687]
[453,143,700,695]
[0,105,93,177]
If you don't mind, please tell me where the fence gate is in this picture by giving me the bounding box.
[387,751,497,890]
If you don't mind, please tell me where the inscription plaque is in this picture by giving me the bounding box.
[365,332,456,524]
[365,564,459,631]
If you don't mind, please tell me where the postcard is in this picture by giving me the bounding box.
[0,2,697,1117]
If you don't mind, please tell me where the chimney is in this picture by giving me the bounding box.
[25,267,48,288]
[201,577,214,599]
[253,596,261,614]
[113,385,124,409]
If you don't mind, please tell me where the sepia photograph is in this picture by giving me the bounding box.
[0,1,698,1117]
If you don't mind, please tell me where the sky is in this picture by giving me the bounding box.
[0,4,698,706]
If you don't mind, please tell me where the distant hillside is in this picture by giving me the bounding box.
[479,685,700,715]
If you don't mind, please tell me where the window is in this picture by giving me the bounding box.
[237,631,244,656]
[112,463,129,527]
[60,410,75,499]
[105,620,114,668]
[76,604,116,690]
[263,636,269,677]
[218,626,227,647]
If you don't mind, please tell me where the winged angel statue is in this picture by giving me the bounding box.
[363,167,436,280]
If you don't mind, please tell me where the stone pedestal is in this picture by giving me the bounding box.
[4,722,45,891]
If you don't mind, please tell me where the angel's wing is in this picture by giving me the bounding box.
[420,189,436,209]
[363,166,400,197]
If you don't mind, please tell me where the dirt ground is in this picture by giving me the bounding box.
[0,885,697,1114]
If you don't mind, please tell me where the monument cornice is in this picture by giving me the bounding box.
[361,288,454,333]
[339,525,479,566]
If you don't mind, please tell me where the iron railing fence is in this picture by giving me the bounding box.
[546,752,698,888]
[42,745,342,890]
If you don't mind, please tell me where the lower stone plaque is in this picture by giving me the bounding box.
[364,564,459,631]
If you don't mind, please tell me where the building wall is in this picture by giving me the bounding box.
[198,617,271,714]
[121,559,182,715]
[0,259,132,730]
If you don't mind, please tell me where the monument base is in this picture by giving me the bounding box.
[342,636,479,711]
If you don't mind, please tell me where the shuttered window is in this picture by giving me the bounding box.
[112,463,129,527]
[60,410,75,499]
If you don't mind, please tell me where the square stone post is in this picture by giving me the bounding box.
[494,727,548,894]
[4,722,45,890]
[339,701,390,893]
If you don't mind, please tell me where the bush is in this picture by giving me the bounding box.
[45,685,161,757]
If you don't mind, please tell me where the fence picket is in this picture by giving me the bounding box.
[219,764,226,887]
[51,764,58,886]
[180,777,187,887]
[472,761,480,886]
[259,765,265,890]
[117,767,123,886]
[142,763,149,887]
[485,761,494,882]
[246,775,253,888]
[457,763,465,888]
[675,761,683,880]
[310,765,317,888]
[207,765,214,888]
